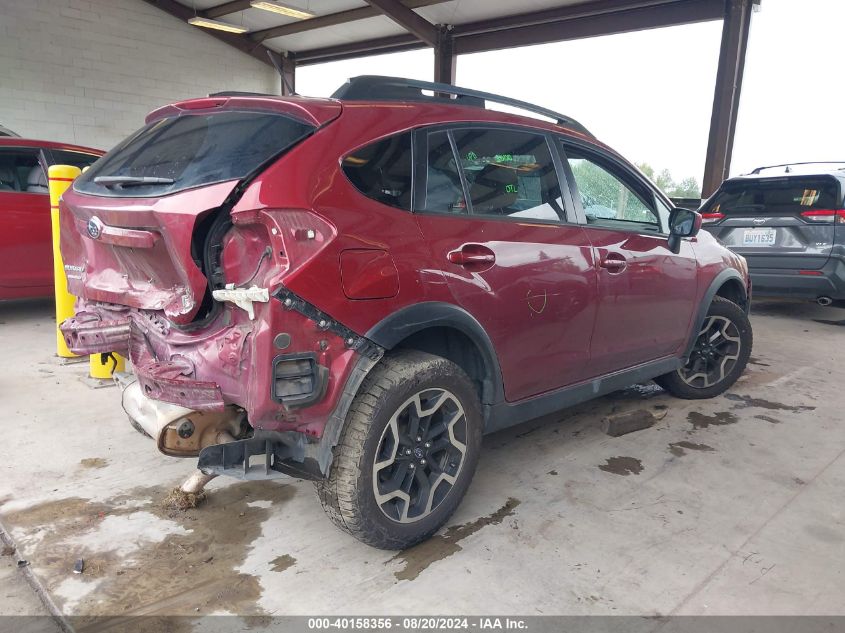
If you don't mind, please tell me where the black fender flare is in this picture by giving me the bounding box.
[365,301,505,406]
[684,269,749,359]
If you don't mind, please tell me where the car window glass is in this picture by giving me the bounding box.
[418,131,467,214]
[0,149,42,194]
[52,150,100,171]
[565,146,660,232]
[451,129,564,221]
[342,132,413,210]
[76,111,314,198]
[704,178,839,217]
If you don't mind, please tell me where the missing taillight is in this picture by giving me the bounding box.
[272,353,328,407]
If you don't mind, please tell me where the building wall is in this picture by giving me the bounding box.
[0,0,279,152]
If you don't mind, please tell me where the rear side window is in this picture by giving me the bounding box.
[51,150,100,171]
[452,129,564,221]
[75,111,313,197]
[342,133,413,210]
[705,178,841,216]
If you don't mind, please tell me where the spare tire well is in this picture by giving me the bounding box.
[393,327,492,405]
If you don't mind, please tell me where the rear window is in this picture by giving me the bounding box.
[75,111,313,197]
[705,177,841,216]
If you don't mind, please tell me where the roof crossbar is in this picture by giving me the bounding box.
[331,75,592,136]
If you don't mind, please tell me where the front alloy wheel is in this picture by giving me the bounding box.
[655,296,752,400]
[678,314,742,388]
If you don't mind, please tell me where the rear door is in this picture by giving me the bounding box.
[560,141,699,376]
[412,125,598,402]
[702,176,842,270]
[0,147,51,291]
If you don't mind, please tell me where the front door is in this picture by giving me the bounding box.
[413,126,598,402]
[0,148,51,292]
[560,142,699,376]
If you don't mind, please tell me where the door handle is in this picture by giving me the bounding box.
[447,244,496,267]
[446,244,496,266]
[599,253,627,273]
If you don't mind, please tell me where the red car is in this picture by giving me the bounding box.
[0,138,102,299]
[59,77,752,548]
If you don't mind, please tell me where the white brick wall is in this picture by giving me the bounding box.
[0,0,279,151]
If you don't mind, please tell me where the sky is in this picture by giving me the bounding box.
[297,0,845,188]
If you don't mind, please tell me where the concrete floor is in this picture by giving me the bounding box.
[1,297,843,623]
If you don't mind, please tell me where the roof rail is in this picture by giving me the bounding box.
[750,161,845,174]
[331,75,591,136]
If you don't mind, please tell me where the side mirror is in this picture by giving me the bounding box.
[667,207,702,254]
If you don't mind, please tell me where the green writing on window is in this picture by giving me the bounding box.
[505,184,518,194]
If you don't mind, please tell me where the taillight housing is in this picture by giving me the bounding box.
[701,212,725,225]
[800,209,845,224]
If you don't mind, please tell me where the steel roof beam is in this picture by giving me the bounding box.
[141,0,275,67]
[202,0,253,19]
[363,0,439,46]
[249,0,450,43]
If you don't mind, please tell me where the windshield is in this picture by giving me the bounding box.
[75,110,313,197]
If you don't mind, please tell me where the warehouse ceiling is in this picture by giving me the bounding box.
[144,0,725,66]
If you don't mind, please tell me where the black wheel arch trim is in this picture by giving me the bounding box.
[365,301,505,407]
[685,269,749,360]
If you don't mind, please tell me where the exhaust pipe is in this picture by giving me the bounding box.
[120,378,243,457]
[817,296,834,307]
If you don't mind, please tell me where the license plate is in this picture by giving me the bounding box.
[742,228,776,246]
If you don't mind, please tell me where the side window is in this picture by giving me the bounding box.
[52,150,100,172]
[419,131,467,214]
[342,133,413,210]
[0,149,44,194]
[451,129,564,221]
[564,145,661,232]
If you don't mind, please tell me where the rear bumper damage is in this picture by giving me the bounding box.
[70,290,384,480]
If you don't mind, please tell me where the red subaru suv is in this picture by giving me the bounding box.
[59,77,751,548]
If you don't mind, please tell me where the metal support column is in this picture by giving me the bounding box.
[702,0,754,197]
[434,26,456,85]
[281,53,296,96]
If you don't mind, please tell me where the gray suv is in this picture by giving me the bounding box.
[701,163,845,306]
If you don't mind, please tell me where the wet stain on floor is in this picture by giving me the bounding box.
[748,356,772,367]
[755,414,782,424]
[669,441,716,457]
[387,497,520,582]
[270,554,296,573]
[79,458,108,469]
[688,411,738,430]
[598,456,643,476]
[1,481,295,623]
[724,393,815,412]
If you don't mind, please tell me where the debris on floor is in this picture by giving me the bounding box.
[162,488,206,512]
[1,545,15,557]
[601,409,658,437]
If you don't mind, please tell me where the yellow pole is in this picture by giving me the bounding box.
[90,351,126,379]
[48,165,81,358]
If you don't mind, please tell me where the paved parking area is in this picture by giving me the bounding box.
[1,298,843,624]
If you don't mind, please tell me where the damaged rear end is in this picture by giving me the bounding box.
[58,95,378,479]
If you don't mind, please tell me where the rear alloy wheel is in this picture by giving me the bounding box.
[656,296,752,399]
[315,350,482,549]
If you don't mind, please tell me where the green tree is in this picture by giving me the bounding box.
[636,162,701,199]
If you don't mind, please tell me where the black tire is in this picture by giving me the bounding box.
[655,296,752,399]
[314,350,483,550]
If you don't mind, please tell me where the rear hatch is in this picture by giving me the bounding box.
[701,175,843,270]
[60,96,341,324]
